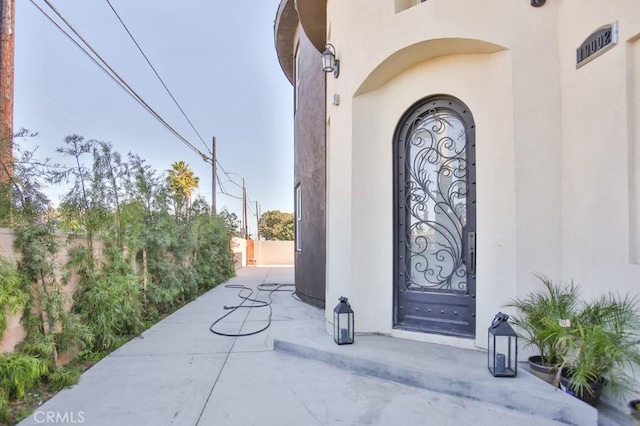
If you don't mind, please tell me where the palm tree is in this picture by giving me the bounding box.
[167,161,199,218]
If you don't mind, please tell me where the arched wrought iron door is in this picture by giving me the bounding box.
[394,96,476,338]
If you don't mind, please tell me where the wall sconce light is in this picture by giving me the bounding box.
[531,0,546,7]
[322,43,340,78]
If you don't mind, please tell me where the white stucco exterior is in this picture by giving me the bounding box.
[323,0,640,350]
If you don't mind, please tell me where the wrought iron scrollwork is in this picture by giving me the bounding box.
[403,109,469,293]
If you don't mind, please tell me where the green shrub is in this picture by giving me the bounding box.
[75,272,143,352]
[0,256,28,340]
[47,366,83,392]
[17,333,56,360]
[506,275,580,366]
[558,293,640,398]
[0,353,48,400]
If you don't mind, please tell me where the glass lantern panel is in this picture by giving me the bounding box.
[492,335,517,376]
[337,312,353,344]
[322,52,334,72]
[488,334,496,375]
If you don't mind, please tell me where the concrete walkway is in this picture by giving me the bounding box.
[17,267,607,425]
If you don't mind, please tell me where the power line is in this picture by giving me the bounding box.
[216,162,231,179]
[31,0,245,209]
[212,160,252,208]
[29,1,136,105]
[215,171,242,200]
[216,171,227,193]
[104,0,210,154]
[215,159,243,188]
[220,191,243,200]
[31,0,208,161]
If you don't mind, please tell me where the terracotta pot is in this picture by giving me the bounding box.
[528,355,557,385]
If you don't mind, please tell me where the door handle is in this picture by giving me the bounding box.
[468,232,476,276]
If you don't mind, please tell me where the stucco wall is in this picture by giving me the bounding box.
[557,1,640,301]
[323,0,639,350]
[630,36,640,265]
[231,237,247,269]
[347,52,518,347]
[325,0,561,349]
[0,228,18,261]
[254,240,294,266]
[293,25,327,307]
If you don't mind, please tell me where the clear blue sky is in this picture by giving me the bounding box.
[14,0,294,234]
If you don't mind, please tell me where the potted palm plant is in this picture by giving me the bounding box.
[629,399,640,425]
[556,293,640,407]
[506,275,580,384]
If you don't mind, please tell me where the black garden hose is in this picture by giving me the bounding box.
[208,283,295,337]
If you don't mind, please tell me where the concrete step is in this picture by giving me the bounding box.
[273,332,597,426]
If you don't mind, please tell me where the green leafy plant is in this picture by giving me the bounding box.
[0,353,48,424]
[47,366,83,392]
[18,333,56,360]
[506,274,580,367]
[0,256,28,340]
[74,270,143,352]
[0,353,48,399]
[557,293,640,400]
[167,160,200,220]
[258,210,294,240]
[218,208,241,238]
[14,218,93,369]
[0,132,237,422]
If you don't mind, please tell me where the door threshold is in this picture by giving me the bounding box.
[391,327,481,350]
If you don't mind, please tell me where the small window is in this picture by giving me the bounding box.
[294,42,300,113]
[295,184,302,251]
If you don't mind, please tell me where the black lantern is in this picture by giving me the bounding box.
[488,312,518,377]
[333,297,354,345]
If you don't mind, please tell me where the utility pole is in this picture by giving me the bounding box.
[0,0,15,183]
[255,201,260,240]
[242,178,248,239]
[211,136,216,215]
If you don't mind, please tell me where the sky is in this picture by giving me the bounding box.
[14,0,294,235]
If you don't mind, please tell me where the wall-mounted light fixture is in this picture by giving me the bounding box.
[531,0,546,7]
[322,43,340,78]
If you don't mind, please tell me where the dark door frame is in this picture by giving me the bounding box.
[393,94,477,338]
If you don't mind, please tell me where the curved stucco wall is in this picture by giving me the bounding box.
[324,0,639,351]
[325,0,563,349]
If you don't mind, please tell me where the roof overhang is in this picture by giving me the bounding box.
[295,0,326,53]
[274,0,299,84]
[274,0,326,84]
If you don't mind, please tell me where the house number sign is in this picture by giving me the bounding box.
[576,22,618,69]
